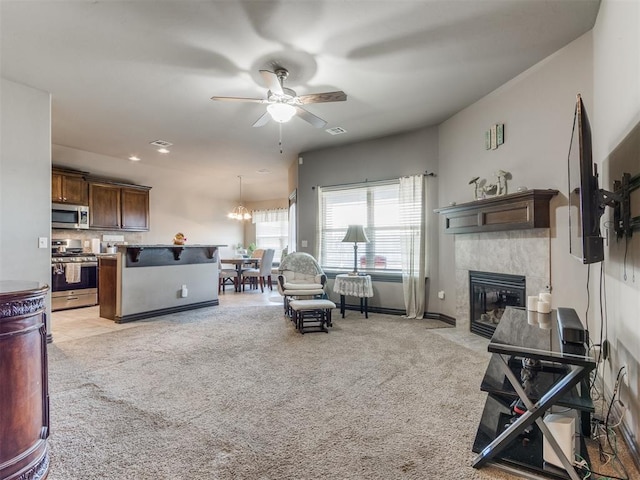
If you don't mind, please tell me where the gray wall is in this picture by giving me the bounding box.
[437,32,593,319]
[0,78,52,330]
[298,127,439,312]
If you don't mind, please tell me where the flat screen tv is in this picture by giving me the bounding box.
[568,94,605,264]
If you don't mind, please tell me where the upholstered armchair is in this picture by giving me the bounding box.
[277,252,326,314]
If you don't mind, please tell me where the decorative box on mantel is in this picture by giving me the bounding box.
[435,189,558,234]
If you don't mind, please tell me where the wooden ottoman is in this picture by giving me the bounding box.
[288,299,336,334]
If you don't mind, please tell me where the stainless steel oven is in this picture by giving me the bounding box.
[51,239,98,311]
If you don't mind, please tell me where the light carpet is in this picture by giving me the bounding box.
[46,304,519,479]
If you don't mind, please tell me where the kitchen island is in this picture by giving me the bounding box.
[99,244,223,323]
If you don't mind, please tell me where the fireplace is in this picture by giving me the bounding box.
[469,271,526,338]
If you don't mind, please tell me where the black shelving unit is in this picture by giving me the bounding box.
[472,307,595,480]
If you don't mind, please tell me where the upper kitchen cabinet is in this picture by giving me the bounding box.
[89,181,151,232]
[51,169,88,205]
[121,186,150,231]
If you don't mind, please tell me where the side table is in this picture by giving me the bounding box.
[333,274,373,318]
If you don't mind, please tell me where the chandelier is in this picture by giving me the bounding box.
[228,175,251,221]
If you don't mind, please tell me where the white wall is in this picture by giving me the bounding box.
[0,78,52,330]
[592,0,640,450]
[437,32,593,319]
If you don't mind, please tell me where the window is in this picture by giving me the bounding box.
[318,179,422,273]
[253,209,288,262]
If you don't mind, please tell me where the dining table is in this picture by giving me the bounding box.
[220,257,260,292]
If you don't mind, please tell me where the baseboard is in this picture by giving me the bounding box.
[341,304,456,325]
[115,300,219,323]
[425,312,456,326]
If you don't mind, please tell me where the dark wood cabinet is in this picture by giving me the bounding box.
[89,181,150,231]
[0,282,50,480]
[435,189,558,234]
[98,256,117,320]
[51,170,88,205]
[121,186,150,231]
[89,182,122,229]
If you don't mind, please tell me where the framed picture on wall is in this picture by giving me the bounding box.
[497,124,504,146]
[490,124,497,149]
[485,130,491,150]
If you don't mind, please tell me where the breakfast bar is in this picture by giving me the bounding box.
[99,244,223,323]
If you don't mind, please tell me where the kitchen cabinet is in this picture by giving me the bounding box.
[121,186,150,231]
[51,170,88,205]
[89,181,150,231]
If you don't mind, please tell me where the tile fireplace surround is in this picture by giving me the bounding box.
[455,229,550,332]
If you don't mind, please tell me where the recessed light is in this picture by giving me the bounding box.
[257,168,271,175]
[128,155,141,162]
[157,148,170,154]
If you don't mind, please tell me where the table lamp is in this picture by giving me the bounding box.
[342,225,369,275]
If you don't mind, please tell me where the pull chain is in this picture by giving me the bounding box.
[278,123,283,154]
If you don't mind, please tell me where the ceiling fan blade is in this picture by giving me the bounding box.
[252,111,271,128]
[295,106,327,129]
[259,70,284,96]
[297,91,347,104]
[211,96,266,103]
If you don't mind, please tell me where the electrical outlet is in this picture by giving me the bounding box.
[437,290,445,300]
[38,237,48,248]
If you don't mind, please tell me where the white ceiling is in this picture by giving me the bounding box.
[1,0,600,202]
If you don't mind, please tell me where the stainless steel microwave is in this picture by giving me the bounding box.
[52,203,89,229]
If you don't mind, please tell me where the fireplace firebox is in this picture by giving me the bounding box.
[469,271,525,338]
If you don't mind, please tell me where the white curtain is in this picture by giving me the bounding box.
[251,208,288,223]
[399,174,427,319]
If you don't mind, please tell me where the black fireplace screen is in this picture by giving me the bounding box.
[469,271,526,338]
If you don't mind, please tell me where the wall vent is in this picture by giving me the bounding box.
[325,127,347,135]
[149,139,173,147]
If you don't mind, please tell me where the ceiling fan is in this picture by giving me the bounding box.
[211,68,347,128]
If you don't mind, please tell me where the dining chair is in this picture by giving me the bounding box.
[218,260,239,293]
[241,249,275,292]
[271,246,288,278]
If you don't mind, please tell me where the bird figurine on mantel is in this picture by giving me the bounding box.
[469,176,481,200]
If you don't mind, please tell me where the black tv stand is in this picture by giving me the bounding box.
[472,307,595,480]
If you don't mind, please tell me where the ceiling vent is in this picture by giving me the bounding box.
[149,139,173,147]
[325,126,347,136]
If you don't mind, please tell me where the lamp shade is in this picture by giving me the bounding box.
[267,103,296,123]
[342,225,369,243]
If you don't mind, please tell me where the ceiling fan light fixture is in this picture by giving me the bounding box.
[267,103,296,123]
